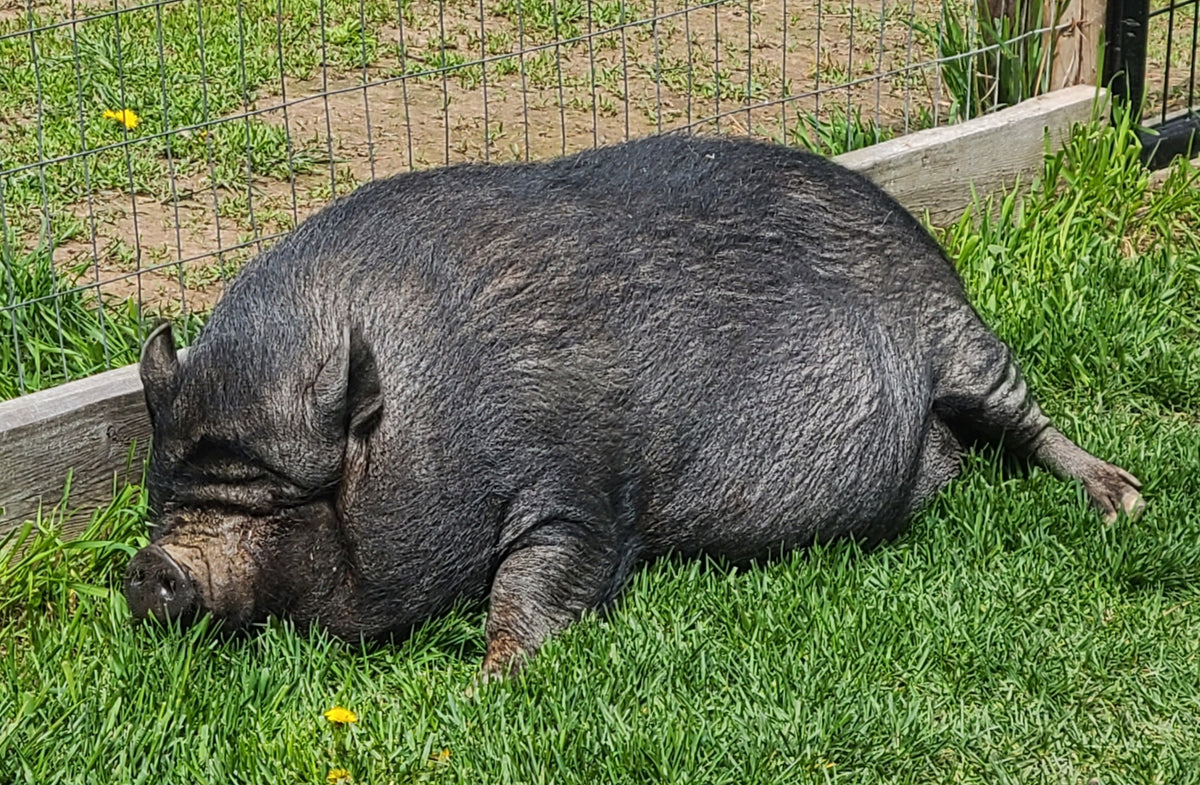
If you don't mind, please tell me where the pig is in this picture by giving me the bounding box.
[124,134,1144,678]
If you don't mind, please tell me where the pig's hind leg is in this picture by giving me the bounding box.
[480,491,638,680]
[934,324,1145,523]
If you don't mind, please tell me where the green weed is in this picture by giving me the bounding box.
[791,105,894,156]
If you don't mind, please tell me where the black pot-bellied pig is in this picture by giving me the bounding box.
[125,135,1144,678]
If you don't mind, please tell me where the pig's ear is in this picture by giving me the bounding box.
[313,324,383,439]
[140,322,179,422]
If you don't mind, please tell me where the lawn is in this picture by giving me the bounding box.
[1,118,1199,784]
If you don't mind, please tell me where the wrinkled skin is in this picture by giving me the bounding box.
[125,135,1144,679]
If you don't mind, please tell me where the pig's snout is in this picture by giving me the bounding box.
[124,545,201,624]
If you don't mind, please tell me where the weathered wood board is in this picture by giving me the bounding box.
[0,86,1106,538]
[837,85,1104,225]
[0,363,151,538]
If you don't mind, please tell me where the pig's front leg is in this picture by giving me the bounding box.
[481,513,636,680]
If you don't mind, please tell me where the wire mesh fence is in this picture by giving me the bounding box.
[1144,0,1198,123]
[1,0,1075,398]
[1147,0,1199,175]
[1103,0,1198,166]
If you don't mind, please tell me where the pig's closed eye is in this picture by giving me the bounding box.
[188,437,278,482]
[217,462,312,504]
[195,460,270,485]
[183,437,313,502]
[213,465,266,482]
[217,465,307,500]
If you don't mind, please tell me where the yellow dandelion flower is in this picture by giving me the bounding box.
[323,706,358,725]
[430,748,450,764]
[326,768,351,784]
[102,108,141,130]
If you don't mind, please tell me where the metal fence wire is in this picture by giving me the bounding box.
[0,0,1182,399]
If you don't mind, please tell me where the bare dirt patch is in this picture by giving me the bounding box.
[53,191,241,316]
[0,0,41,24]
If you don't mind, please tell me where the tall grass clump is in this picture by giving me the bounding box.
[0,230,207,400]
[0,481,146,624]
[920,0,1053,121]
[0,235,144,399]
[937,110,1200,413]
[791,106,895,156]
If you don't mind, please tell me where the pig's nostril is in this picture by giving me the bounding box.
[124,545,199,624]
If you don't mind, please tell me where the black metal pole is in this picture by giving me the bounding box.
[1103,0,1150,112]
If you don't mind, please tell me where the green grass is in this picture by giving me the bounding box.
[0,231,143,399]
[0,227,205,400]
[493,0,634,42]
[939,115,1200,410]
[790,105,895,156]
[3,121,1200,783]
[917,0,1051,122]
[0,0,386,219]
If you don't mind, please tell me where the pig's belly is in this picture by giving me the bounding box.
[635,318,933,560]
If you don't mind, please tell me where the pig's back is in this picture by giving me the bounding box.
[254,135,964,559]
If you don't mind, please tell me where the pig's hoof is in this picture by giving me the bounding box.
[464,660,522,701]
[482,633,528,677]
[464,633,529,699]
[1085,462,1145,524]
[480,647,526,680]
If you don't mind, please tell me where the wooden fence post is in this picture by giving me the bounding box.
[1045,0,1107,88]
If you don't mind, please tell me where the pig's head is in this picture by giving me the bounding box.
[124,321,382,633]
